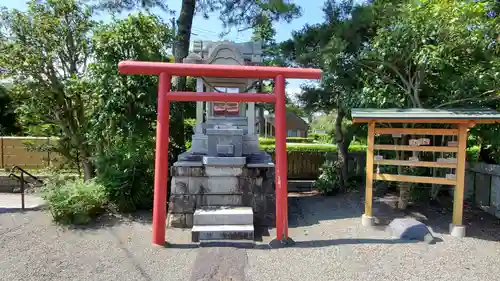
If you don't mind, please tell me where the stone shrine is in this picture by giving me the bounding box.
[167,40,276,241]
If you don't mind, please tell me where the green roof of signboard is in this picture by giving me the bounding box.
[351,108,500,122]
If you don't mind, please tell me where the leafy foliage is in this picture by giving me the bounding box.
[313,161,342,196]
[89,13,174,211]
[260,143,367,153]
[0,85,20,135]
[310,133,333,144]
[94,139,155,212]
[42,177,107,225]
[0,0,96,178]
[258,137,315,145]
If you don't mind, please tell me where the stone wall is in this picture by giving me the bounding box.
[168,165,275,228]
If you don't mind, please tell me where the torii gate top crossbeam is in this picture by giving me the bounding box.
[118,60,322,79]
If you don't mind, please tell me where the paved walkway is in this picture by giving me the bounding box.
[1,192,499,281]
[0,193,45,212]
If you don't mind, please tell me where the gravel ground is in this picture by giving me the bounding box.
[1,192,499,281]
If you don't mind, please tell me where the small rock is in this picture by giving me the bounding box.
[389,218,435,244]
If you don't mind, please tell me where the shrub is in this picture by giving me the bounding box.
[313,163,341,196]
[310,133,333,144]
[258,137,315,145]
[42,177,107,225]
[95,139,155,212]
[261,143,367,153]
[260,142,480,161]
[467,145,480,162]
[286,137,315,143]
[259,137,275,145]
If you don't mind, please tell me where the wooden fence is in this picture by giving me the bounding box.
[0,137,60,169]
[269,151,366,180]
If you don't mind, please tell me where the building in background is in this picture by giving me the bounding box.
[256,110,309,138]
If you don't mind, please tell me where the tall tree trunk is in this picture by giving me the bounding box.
[171,0,196,150]
[80,147,95,181]
[335,109,349,190]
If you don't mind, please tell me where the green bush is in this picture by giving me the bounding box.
[258,137,315,145]
[286,137,315,143]
[42,177,107,225]
[260,142,480,160]
[313,163,341,196]
[259,137,275,145]
[467,145,480,162]
[95,139,155,212]
[310,133,333,144]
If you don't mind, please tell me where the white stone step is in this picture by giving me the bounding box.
[193,206,253,225]
[191,224,254,242]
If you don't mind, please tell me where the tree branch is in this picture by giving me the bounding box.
[436,90,499,108]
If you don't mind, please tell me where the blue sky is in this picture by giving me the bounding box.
[2,0,358,98]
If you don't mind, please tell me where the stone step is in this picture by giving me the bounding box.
[191,224,254,242]
[194,206,253,225]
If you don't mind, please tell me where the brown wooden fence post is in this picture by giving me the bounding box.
[1,137,4,169]
[47,137,51,167]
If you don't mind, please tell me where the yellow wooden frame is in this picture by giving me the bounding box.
[360,122,470,233]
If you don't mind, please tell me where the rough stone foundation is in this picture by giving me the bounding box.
[168,165,276,228]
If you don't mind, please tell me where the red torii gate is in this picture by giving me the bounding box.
[118,61,322,246]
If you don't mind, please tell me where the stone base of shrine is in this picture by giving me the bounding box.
[167,163,276,228]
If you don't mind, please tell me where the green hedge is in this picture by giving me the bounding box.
[259,137,315,145]
[261,143,367,153]
[260,143,481,161]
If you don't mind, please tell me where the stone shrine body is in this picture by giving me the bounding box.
[168,40,276,242]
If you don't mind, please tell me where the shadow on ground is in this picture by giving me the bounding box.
[373,191,500,242]
[288,191,364,228]
[163,237,422,250]
[67,210,154,231]
[51,188,500,243]
[0,206,45,214]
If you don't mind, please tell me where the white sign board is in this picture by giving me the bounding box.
[419,138,431,145]
[408,156,419,162]
[409,139,420,146]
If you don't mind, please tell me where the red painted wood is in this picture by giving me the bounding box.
[274,74,289,240]
[152,73,170,246]
[165,92,276,103]
[118,61,322,79]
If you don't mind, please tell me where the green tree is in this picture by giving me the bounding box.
[359,0,499,110]
[89,13,175,211]
[280,0,385,189]
[0,0,95,179]
[96,0,303,147]
[0,84,20,135]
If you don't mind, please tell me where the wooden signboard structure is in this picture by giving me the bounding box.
[352,108,500,237]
